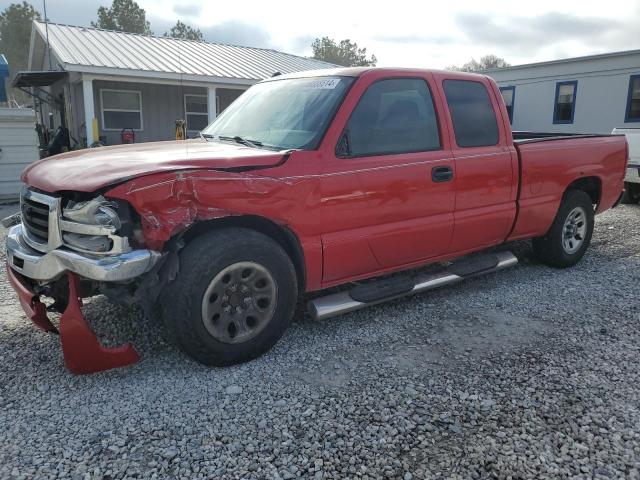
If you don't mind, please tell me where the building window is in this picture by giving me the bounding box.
[553,81,577,124]
[499,86,515,124]
[100,89,143,131]
[625,75,640,123]
[184,94,209,135]
[443,80,499,147]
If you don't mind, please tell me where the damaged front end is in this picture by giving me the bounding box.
[6,165,305,374]
[5,188,160,374]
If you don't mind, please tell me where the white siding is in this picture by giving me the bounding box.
[0,109,39,199]
[488,51,640,134]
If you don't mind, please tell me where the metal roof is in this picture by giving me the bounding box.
[483,48,640,73]
[33,21,336,83]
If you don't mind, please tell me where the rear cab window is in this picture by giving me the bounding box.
[443,80,500,148]
[337,78,441,157]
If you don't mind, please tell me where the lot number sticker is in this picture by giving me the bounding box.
[305,78,341,89]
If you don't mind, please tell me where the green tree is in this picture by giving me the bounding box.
[311,37,376,67]
[0,2,41,103]
[164,20,203,41]
[447,54,510,72]
[91,0,151,34]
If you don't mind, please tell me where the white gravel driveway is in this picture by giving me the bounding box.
[0,204,639,479]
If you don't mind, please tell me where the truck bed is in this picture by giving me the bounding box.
[508,133,627,241]
[513,131,622,144]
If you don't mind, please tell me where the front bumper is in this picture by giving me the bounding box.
[6,267,140,374]
[6,224,161,283]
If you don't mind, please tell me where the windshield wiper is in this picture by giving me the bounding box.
[199,132,215,141]
[218,135,264,149]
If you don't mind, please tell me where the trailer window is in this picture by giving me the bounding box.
[625,75,640,122]
[499,86,515,124]
[553,81,577,124]
[100,89,143,131]
[443,80,499,147]
[339,78,441,157]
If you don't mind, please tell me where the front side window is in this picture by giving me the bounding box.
[203,76,354,150]
[100,89,142,130]
[184,94,209,135]
[626,75,640,122]
[553,81,577,124]
[339,78,441,157]
[499,86,515,124]
[443,80,499,147]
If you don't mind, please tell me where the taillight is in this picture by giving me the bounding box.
[625,141,629,166]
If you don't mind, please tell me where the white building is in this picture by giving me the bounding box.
[487,49,640,134]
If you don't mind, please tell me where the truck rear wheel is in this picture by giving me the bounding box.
[161,228,298,366]
[532,189,594,268]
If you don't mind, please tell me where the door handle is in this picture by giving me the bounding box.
[432,165,453,183]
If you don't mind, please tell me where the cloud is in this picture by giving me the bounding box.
[172,4,203,17]
[373,33,456,45]
[147,16,276,48]
[3,0,275,50]
[454,11,638,56]
[200,21,275,49]
[289,35,314,55]
[19,0,101,27]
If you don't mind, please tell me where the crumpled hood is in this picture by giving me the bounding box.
[22,139,286,193]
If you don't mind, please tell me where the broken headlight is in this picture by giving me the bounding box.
[60,196,131,254]
[63,196,121,228]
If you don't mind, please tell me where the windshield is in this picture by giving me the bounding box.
[202,76,354,150]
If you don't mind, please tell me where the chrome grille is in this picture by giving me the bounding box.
[20,188,62,253]
[21,196,50,242]
[18,188,130,256]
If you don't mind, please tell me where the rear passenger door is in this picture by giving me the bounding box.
[435,75,518,252]
[319,74,456,284]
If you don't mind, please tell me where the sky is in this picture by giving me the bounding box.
[3,0,640,68]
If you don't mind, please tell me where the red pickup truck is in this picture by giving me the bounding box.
[4,68,627,373]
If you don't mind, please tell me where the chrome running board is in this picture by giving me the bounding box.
[308,251,518,321]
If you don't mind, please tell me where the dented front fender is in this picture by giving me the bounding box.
[106,170,305,250]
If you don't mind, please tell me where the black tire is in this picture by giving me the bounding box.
[620,183,640,204]
[532,189,594,268]
[161,228,298,366]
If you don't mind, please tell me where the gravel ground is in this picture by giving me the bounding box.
[1,204,639,479]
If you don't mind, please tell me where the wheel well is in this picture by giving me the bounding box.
[180,216,306,291]
[566,176,601,205]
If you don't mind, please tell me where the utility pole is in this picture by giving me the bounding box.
[43,0,51,70]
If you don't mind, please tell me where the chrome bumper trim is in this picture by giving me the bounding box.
[6,224,160,282]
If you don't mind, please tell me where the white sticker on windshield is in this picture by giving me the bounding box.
[305,78,341,89]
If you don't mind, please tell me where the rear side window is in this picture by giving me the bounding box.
[443,80,499,147]
[499,86,515,124]
[339,78,441,157]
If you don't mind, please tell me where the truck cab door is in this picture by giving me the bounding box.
[433,74,518,253]
[317,73,456,285]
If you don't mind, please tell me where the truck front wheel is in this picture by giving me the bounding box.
[161,228,298,366]
[532,189,594,268]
